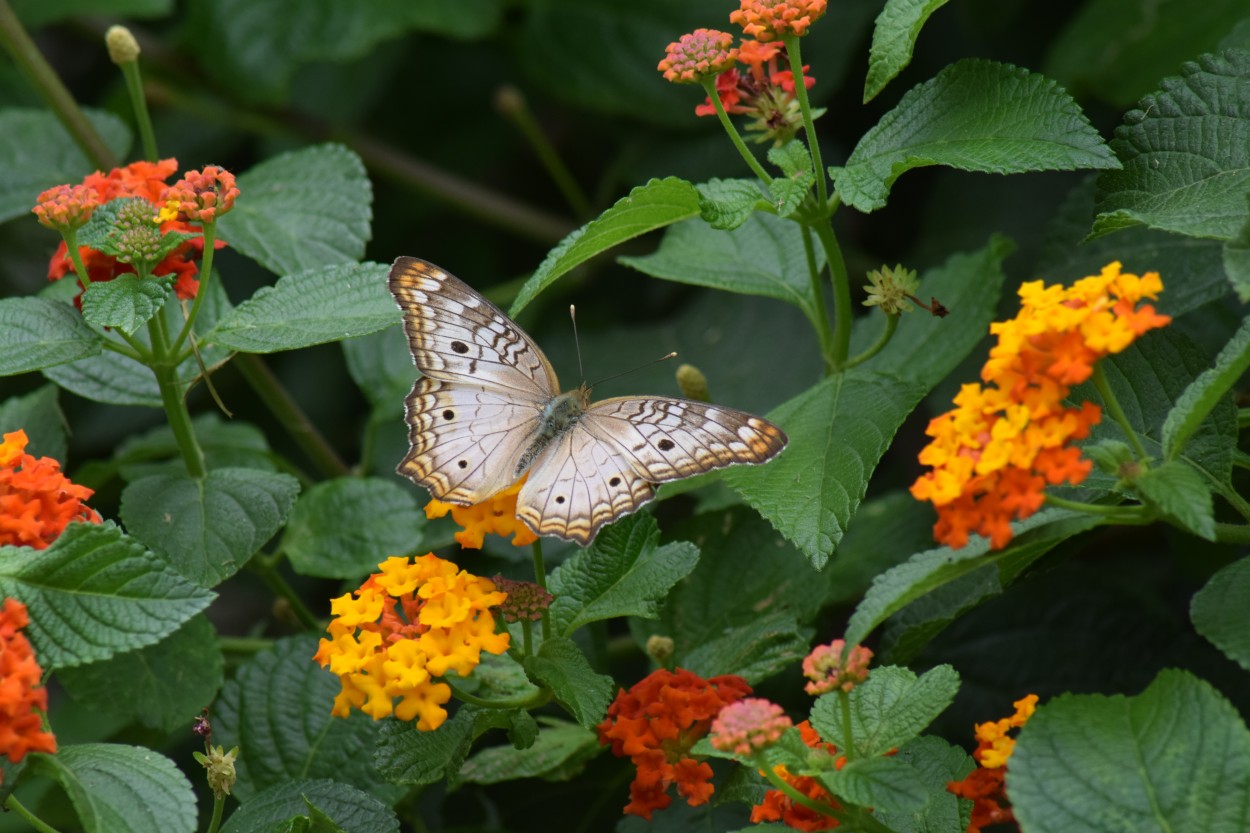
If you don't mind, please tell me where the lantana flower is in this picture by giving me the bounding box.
[162,165,239,223]
[425,477,538,549]
[0,430,100,549]
[947,694,1038,833]
[751,720,842,831]
[693,38,817,144]
[710,697,792,755]
[597,667,751,820]
[910,262,1171,549]
[32,184,100,232]
[313,554,510,731]
[730,0,829,42]
[802,638,872,696]
[0,598,57,781]
[658,28,739,83]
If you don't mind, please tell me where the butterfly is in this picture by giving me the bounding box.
[388,256,788,545]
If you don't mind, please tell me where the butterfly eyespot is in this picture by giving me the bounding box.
[658,439,675,451]
[555,496,566,504]
[609,476,621,487]
[442,409,455,420]
[450,341,469,354]
[458,460,468,469]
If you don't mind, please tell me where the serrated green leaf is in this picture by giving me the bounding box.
[57,614,223,732]
[0,522,214,669]
[833,59,1118,213]
[0,108,130,223]
[1132,461,1216,540]
[11,0,170,28]
[204,262,395,353]
[0,297,102,375]
[283,477,425,579]
[120,468,300,586]
[766,141,815,215]
[214,635,403,803]
[373,705,477,785]
[0,384,66,461]
[524,638,614,728]
[820,756,928,813]
[215,144,372,274]
[682,609,811,684]
[27,744,195,833]
[460,718,600,784]
[1093,50,1250,241]
[863,0,951,102]
[1011,670,1250,833]
[722,370,926,567]
[1191,556,1250,671]
[80,274,176,335]
[300,803,349,833]
[510,177,701,314]
[874,736,975,833]
[1164,314,1250,457]
[812,665,960,758]
[220,779,399,833]
[696,178,766,230]
[1225,198,1250,301]
[548,513,699,636]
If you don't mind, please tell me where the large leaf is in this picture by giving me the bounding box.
[833,59,1118,212]
[1163,313,1250,460]
[373,705,477,786]
[1093,50,1250,241]
[0,522,214,669]
[0,297,102,375]
[460,718,600,784]
[509,177,701,314]
[219,779,399,833]
[811,665,960,757]
[0,108,130,223]
[203,262,396,353]
[11,0,171,28]
[819,757,929,813]
[1132,461,1216,540]
[215,144,373,275]
[1191,556,1250,672]
[548,513,699,636]
[120,468,300,587]
[1011,670,1250,833]
[523,638,615,729]
[723,370,927,567]
[27,744,195,833]
[863,0,952,102]
[874,736,975,833]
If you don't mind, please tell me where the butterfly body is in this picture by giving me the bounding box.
[389,256,788,545]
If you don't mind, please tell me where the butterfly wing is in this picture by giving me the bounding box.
[389,257,559,503]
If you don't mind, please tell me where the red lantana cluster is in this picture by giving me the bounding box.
[0,430,100,550]
[37,158,232,301]
[0,598,57,780]
[947,694,1038,833]
[752,720,843,830]
[597,667,751,819]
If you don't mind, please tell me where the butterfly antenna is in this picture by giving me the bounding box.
[570,305,586,382]
[588,352,678,389]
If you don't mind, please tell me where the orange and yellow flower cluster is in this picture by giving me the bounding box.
[33,159,234,301]
[0,430,99,549]
[425,477,537,549]
[751,720,842,831]
[730,0,827,41]
[910,263,1171,549]
[597,667,751,820]
[802,638,872,696]
[0,598,57,780]
[313,554,509,732]
[947,694,1038,833]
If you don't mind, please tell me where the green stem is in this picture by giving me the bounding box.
[118,58,158,162]
[497,86,593,219]
[0,0,117,169]
[845,313,899,370]
[1207,474,1250,523]
[148,316,207,478]
[204,795,225,833]
[810,221,852,369]
[445,679,553,710]
[782,35,827,210]
[1214,523,1250,544]
[218,635,275,655]
[248,557,320,630]
[700,76,773,184]
[1043,494,1151,526]
[1238,408,1249,430]
[532,540,552,641]
[801,226,836,375]
[1092,364,1149,461]
[231,353,350,479]
[3,794,63,833]
[101,336,145,363]
[61,227,92,288]
[521,618,533,656]
[171,223,216,355]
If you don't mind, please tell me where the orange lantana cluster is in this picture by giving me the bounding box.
[730,0,828,41]
[0,430,99,549]
[37,158,231,301]
[751,720,842,831]
[910,262,1171,549]
[0,598,57,780]
[313,554,509,732]
[425,477,537,549]
[597,667,751,820]
[947,694,1038,833]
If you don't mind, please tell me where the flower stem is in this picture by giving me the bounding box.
[810,220,852,369]
[496,85,592,219]
[782,35,826,210]
[845,313,899,370]
[446,679,553,710]
[0,0,117,169]
[1043,494,1150,525]
[1214,523,1250,544]
[532,540,552,641]
[248,556,319,630]
[801,226,836,375]
[171,222,217,356]
[117,56,158,162]
[61,228,92,289]
[204,795,225,833]
[148,316,207,478]
[701,77,773,184]
[521,618,533,656]
[2,794,62,833]
[1092,364,1150,461]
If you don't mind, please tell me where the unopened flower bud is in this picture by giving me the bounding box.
[645,634,675,664]
[658,29,739,84]
[194,744,239,799]
[105,25,140,64]
[675,364,709,402]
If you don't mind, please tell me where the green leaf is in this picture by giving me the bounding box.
[833,59,1118,213]
[0,384,66,461]
[1191,556,1250,671]
[1225,197,1250,301]
[509,177,701,314]
[460,718,600,784]
[204,262,395,353]
[373,705,477,785]
[215,144,372,275]
[80,274,175,336]
[722,370,927,567]
[682,610,811,685]
[1164,314,1250,458]
[863,0,951,102]
[820,757,928,813]
[283,477,425,579]
[766,141,815,216]
[0,108,130,223]
[523,638,615,728]
[342,325,412,411]
[811,665,960,758]
[56,614,223,733]
[1093,50,1250,241]
[113,414,279,481]
[11,0,170,28]
[27,744,195,833]
[120,468,300,587]
[1132,461,1216,540]
[214,635,403,803]
[548,513,699,636]
[695,178,767,231]
[1011,670,1250,833]
[0,522,214,669]
[0,297,102,375]
[873,736,975,833]
[220,779,399,833]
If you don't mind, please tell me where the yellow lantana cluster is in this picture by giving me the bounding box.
[425,477,537,549]
[313,554,510,731]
